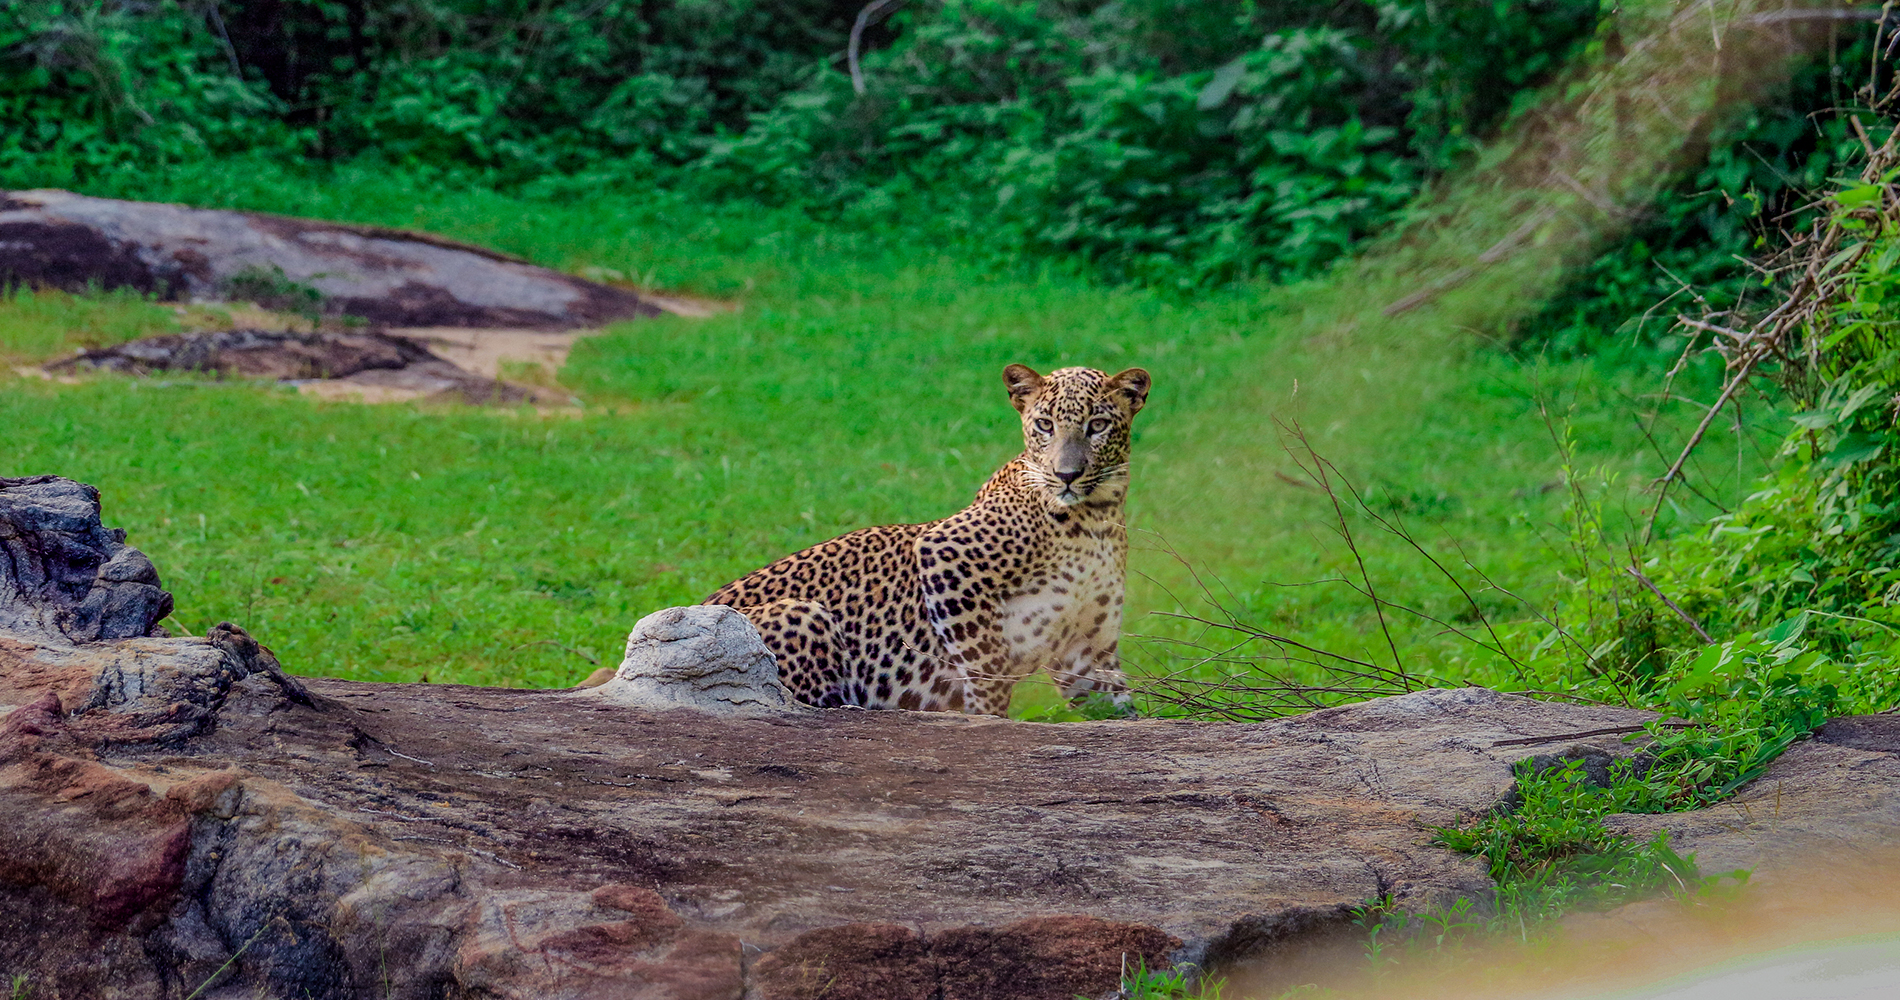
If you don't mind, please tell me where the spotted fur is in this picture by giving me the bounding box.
[703,364,1152,715]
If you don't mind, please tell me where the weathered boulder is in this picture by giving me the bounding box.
[0,189,659,328]
[3,476,1899,999]
[574,605,794,715]
[0,475,172,644]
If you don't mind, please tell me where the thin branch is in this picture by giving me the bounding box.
[1491,722,1696,748]
[848,0,909,95]
[1624,565,1714,643]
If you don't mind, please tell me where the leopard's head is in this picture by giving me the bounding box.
[1003,364,1151,507]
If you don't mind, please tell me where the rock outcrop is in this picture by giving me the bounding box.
[3,476,1898,999]
[0,189,658,329]
[0,475,173,644]
[44,329,573,407]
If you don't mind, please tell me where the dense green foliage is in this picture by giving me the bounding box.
[1524,36,1891,359]
[4,2,1886,298]
[695,0,1605,286]
[1653,182,1900,689]
[1,0,1600,288]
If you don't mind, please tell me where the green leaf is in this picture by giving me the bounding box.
[1761,611,1810,648]
[1835,183,1882,210]
[1825,433,1885,467]
[1836,381,1887,422]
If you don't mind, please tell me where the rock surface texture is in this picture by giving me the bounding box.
[0,189,658,328]
[2,477,1897,999]
[45,329,572,406]
[577,605,795,715]
[0,476,172,644]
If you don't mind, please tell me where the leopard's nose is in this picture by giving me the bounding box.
[1055,469,1083,486]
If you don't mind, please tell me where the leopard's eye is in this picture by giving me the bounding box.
[1088,418,1112,435]
[1034,418,1054,434]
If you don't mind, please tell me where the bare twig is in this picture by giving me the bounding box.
[1491,722,1696,747]
[1624,565,1715,642]
[1280,419,1413,689]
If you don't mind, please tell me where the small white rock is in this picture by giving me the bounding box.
[574,606,794,715]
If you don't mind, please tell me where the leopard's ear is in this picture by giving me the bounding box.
[1106,367,1151,414]
[1003,364,1044,414]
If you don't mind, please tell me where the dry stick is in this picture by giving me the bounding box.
[1335,472,1524,668]
[1622,408,1726,513]
[1282,421,1413,689]
[1747,7,1893,26]
[848,0,909,95]
[1643,344,1768,546]
[1310,570,1514,665]
[1647,165,1882,544]
[1144,615,1389,675]
[1128,528,1424,716]
[1142,612,1413,687]
[1624,565,1715,643]
[1139,530,1253,631]
[1491,722,1696,748]
[1382,206,1556,317]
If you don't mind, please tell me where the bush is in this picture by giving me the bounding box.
[1,0,1606,288]
[0,0,299,184]
[1657,171,1900,689]
[696,0,1606,287]
[1519,29,1890,360]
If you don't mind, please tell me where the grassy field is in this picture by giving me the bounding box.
[0,167,1779,713]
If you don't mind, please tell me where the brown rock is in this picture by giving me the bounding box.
[753,916,1180,1000]
[46,330,577,408]
[5,477,1900,998]
[0,694,192,933]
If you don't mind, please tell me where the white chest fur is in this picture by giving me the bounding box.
[998,527,1125,668]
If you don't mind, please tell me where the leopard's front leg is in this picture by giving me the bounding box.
[917,518,1031,716]
[1048,638,1130,705]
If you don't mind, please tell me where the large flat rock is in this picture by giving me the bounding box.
[1,637,1667,999]
[0,189,658,328]
[6,476,1898,999]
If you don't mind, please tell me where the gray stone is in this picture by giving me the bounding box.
[0,189,658,329]
[0,475,172,645]
[575,605,794,715]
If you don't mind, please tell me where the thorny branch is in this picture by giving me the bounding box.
[1647,108,1900,543]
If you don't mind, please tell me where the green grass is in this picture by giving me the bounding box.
[0,285,182,363]
[0,166,1778,701]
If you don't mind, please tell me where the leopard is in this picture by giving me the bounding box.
[702,363,1151,716]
